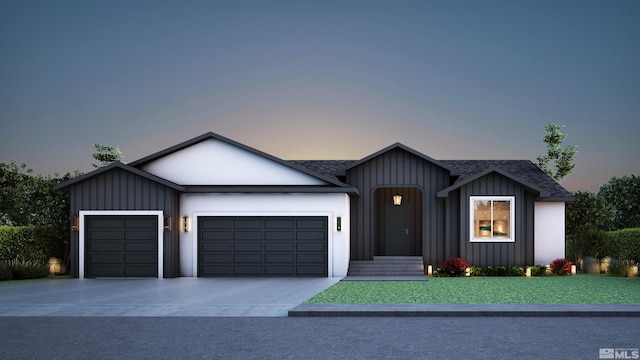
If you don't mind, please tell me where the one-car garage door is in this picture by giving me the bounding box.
[199,216,328,277]
[85,215,158,278]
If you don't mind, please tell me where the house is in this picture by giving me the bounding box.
[54,132,574,278]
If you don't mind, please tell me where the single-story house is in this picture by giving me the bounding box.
[54,132,574,278]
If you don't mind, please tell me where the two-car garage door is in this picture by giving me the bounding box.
[199,216,328,277]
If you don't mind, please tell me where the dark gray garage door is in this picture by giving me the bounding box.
[199,216,328,277]
[85,215,158,278]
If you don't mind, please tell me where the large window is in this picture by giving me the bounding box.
[470,196,515,242]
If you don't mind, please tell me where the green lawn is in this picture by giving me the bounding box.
[305,275,640,304]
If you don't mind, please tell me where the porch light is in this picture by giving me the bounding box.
[164,216,171,231]
[182,216,191,232]
[393,194,402,206]
[70,216,79,231]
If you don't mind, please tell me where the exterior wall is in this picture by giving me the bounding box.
[456,173,535,267]
[67,168,180,278]
[140,138,327,186]
[534,202,566,264]
[345,148,451,264]
[179,193,350,277]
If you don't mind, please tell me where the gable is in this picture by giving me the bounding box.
[340,143,458,176]
[139,138,329,186]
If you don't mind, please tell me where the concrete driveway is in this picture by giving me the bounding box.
[0,277,341,317]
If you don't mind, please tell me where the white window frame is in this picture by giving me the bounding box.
[469,196,515,243]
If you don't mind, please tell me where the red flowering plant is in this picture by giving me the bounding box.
[550,258,572,275]
[439,257,468,277]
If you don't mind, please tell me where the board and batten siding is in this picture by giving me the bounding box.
[345,148,451,264]
[67,167,180,278]
[455,172,535,267]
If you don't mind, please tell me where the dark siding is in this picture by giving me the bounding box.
[65,167,180,278]
[455,172,535,266]
[346,148,450,264]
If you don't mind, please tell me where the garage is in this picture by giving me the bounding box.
[85,215,159,278]
[199,216,328,276]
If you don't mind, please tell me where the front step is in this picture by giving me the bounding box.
[347,256,425,276]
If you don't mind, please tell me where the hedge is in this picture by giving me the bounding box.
[602,228,640,262]
[0,226,66,262]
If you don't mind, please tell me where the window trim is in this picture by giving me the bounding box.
[469,196,515,243]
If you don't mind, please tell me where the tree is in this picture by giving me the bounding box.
[0,161,77,228]
[598,174,640,230]
[565,191,612,264]
[536,123,577,181]
[91,143,124,168]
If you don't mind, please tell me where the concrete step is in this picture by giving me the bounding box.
[347,257,425,277]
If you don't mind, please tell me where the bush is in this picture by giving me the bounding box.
[582,256,601,274]
[468,265,525,276]
[602,228,640,262]
[4,259,50,280]
[0,261,10,280]
[550,258,572,275]
[0,226,66,262]
[439,257,468,277]
[528,265,549,276]
[608,258,638,277]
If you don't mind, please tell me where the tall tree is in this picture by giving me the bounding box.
[598,174,640,230]
[91,143,125,168]
[536,123,577,181]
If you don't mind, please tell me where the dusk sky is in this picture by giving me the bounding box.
[1,0,638,192]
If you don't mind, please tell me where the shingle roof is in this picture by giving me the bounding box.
[288,160,356,177]
[440,160,574,200]
[289,159,573,201]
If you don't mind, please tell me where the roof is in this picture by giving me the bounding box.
[128,132,355,190]
[335,143,460,176]
[53,162,185,191]
[291,159,574,201]
[440,160,574,201]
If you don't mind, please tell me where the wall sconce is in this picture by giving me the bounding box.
[182,216,191,232]
[164,216,171,231]
[337,217,342,231]
[393,194,402,206]
[70,216,79,231]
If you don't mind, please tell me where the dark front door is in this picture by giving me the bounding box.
[384,204,412,255]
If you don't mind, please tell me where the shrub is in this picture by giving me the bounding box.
[439,257,468,276]
[608,258,638,277]
[582,256,601,274]
[468,265,525,276]
[4,259,50,280]
[528,265,549,276]
[0,226,66,263]
[602,228,640,263]
[550,258,572,275]
[0,261,10,280]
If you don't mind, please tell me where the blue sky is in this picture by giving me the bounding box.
[1,0,638,192]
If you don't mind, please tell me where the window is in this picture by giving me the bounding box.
[470,196,515,242]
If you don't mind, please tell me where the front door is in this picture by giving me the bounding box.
[384,204,411,255]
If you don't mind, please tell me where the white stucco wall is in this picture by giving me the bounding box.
[534,202,566,265]
[179,193,350,278]
[140,139,327,185]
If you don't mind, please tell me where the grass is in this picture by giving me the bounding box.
[305,274,640,304]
